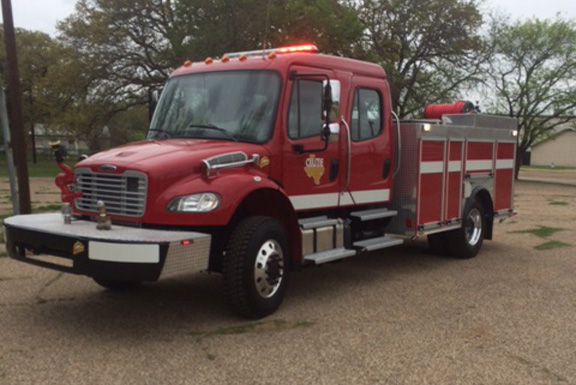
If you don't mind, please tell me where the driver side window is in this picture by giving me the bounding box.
[288,79,323,139]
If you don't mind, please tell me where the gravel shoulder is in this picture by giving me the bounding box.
[0,178,575,384]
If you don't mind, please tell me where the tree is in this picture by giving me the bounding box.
[0,28,61,156]
[58,0,363,91]
[54,0,363,147]
[483,18,576,177]
[352,0,486,118]
[39,43,143,152]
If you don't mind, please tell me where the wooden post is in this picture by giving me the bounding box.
[2,0,32,214]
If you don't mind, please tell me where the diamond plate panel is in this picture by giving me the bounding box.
[160,236,212,279]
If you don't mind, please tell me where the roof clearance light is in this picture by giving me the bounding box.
[277,44,318,54]
[205,57,213,64]
[183,60,192,67]
[224,44,319,59]
[221,55,230,63]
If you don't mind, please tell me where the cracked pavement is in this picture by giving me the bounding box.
[0,180,575,385]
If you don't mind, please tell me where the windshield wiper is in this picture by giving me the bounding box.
[148,128,172,139]
[188,123,238,142]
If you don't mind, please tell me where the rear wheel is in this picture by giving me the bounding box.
[93,279,142,291]
[446,199,486,259]
[223,216,290,319]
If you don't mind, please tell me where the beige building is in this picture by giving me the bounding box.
[530,128,576,167]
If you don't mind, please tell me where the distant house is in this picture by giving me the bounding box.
[530,127,576,167]
[33,124,90,155]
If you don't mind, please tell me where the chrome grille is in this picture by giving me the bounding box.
[74,168,147,217]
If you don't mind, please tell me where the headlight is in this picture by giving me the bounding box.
[166,192,220,212]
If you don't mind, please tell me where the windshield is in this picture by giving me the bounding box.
[149,70,281,143]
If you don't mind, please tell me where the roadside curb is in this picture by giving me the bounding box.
[518,177,576,187]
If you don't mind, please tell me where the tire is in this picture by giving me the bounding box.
[446,199,486,259]
[223,216,290,319]
[93,278,142,291]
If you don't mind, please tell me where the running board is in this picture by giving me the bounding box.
[350,208,397,221]
[303,248,357,264]
[298,216,339,230]
[353,236,403,252]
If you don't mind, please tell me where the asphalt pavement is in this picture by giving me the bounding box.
[0,181,575,385]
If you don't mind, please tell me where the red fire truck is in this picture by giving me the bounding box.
[4,45,517,318]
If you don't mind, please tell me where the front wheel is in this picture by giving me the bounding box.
[223,216,290,319]
[446,199,486,259]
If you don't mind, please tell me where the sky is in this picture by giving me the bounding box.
[1,0,576,37]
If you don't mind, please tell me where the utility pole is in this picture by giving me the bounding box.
[2,0,31,214]
[0,76,18,214]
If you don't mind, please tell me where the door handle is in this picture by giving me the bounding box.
[330,159,339,182]
[383,158,391,179]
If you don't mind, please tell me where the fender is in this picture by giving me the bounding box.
[231,187,301,263]
[148,171,289,227]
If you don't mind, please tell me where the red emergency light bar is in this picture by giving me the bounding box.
[225,44,319,58]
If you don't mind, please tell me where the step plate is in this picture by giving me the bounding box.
[298,216,339,230]
[353,236,403,252]
[350,208,398,221]
[303,248,357,264]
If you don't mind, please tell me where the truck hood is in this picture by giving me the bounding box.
[77,139,269,174]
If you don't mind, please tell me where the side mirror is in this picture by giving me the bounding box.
[321,123,331,140]
[323,80,340,123]
[151,88,163,103]
[323,81,332,113]
[148,87,163,123]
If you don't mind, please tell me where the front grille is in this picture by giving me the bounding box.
[74,168,147,217]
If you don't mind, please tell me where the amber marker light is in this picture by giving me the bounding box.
[205,57,213,64]
[239,54,248,61]
[183,60,192,67]
[221,55,230,63]
[268,52,277,59]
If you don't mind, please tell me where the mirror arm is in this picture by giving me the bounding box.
[292,136,329,155]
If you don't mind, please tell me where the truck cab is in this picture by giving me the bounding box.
[4,45,517,319]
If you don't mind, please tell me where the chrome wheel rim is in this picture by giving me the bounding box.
[466,208,482,246]
[254,239,284,299]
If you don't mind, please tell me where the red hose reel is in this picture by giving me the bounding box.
[424,100,476,120]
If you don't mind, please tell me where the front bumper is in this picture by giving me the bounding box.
[4,214,211,282]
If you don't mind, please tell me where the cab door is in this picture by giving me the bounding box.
[281,66,342,212]
[341,76,393,207]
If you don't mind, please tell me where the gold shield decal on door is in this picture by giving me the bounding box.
[304,155,325,185]
[72,241,85,255]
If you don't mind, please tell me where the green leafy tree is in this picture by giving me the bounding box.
[0,28,61,153]
[483,18,576,177]
[352,0,485,118]
[59,0,363,89]
[54,0,363,147]
[39,44,143,152]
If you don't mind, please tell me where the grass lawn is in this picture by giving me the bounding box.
[0,153,61,178]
